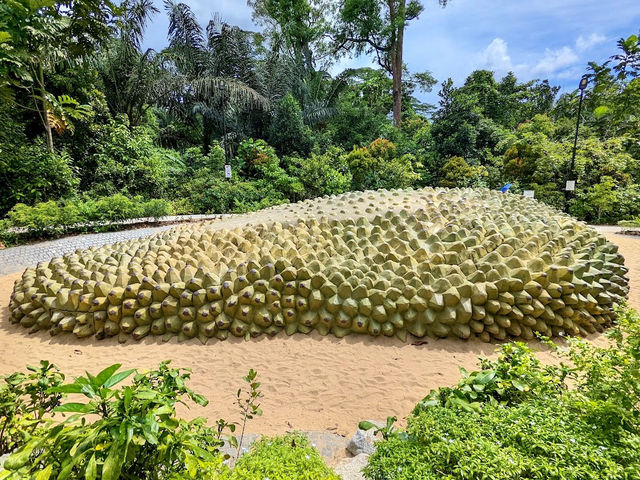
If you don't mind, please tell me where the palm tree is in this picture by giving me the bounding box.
[161,1,269,153]
[96,0,177,127]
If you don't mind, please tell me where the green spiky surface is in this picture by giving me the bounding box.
[8,188,629,343]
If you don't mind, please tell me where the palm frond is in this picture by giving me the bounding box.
[193,76,269,111]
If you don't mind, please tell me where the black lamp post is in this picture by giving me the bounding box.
[570,75,589,173]
[565,75,588,211]
[219,83,231,180]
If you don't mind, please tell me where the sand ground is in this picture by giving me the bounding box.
[0,232,637,437]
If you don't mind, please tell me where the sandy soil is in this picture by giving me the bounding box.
[0,232,637,437]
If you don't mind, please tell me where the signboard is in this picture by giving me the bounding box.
[224,164,232,179]
[565,180,576,191]
[523,190,535,198]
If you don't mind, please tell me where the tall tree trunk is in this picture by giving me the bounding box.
[38,64,54,153]
[390,0,405,127]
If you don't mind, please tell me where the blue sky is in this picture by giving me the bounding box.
[142,0,640,105]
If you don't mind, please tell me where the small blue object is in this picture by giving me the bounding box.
[500,183,513,193]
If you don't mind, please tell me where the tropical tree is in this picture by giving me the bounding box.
[333,0,448,126]
[0,0,114,151]
[96,0,175,127]
[162,1,269,153]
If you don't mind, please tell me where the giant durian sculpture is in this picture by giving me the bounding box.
[8,188,629,343]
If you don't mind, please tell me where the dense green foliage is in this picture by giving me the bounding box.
[7,195,173,235]
[1,362,229,480]
[230,433,340,480]
[363,307,640,480]
[0,363,338,480]
[2,0,640,241]
[0,361,64,455]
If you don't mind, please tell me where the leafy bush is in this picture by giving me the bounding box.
[269,93,313,157]
[530,182,565,211]
[182,144,225,172]
[571,178,640,224]
[0,108,79,215]
[438,156,488,188]
[414,342,567,414]
[142,198,173,219]
[237,138,280,179]
[346,138,420,191]
[182,173,287,214]
[230,433,339,480]
[2,362,230,480]
[363,306,640,480]
[0,361,65,455]
[366,398,640,480]
[5,195,174,237]
[182,140,302,213]
[87,116,185,198]
[288,147,352,198]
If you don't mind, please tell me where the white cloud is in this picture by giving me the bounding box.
[531,46,579,75]
[576,33,607,51]
[478,38,513,72]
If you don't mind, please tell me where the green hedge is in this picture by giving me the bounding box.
[364,307,640,480]
[4,194,173,238]
[230,433,339,480]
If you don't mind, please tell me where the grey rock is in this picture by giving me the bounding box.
[346,420,383,456]
[335,453,369,480]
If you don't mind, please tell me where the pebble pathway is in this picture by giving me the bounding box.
[0,225,174,276]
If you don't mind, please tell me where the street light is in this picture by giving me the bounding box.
[218,83,232,180]
[566,75,588,210]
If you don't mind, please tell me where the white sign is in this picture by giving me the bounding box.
[523,190,535,198]
[224,164,232,179]
[565,180,576,191]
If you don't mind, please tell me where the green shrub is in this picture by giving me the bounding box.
[88,193,144,221]
[182,144,225,172]
[269,93,313,157]
[0,361,65,455]
[4,195,178,239]
[231,433,339,480]
[438,156,488,188]
[141,198,173,218]
[346,138,420,191]
[570,178,640,224]
[414,342,567,414]
[2,362,230,480]
[237,138,280,179]
[87,116,185,198]
[0,109,79,215]
[366,398,640,480]
[289,147,352,198]
[530,182,565,211]
[7,201,67,232]
[364,307,640,480]
[182,172,287,214]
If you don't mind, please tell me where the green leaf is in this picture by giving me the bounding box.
[102,441,124,480]
[35,464,53,480]
[594,105,610,118]
[85,455,97,480]
[511,379,528,392]
[474,370,496,385]
[4,441,37,470]
[49,383,84,394]
[95,364,122,386]
[54,402,93,413]
[102,369,135,388]
[358,420,377,431]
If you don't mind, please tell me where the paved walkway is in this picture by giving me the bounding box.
[0,225,175,275]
